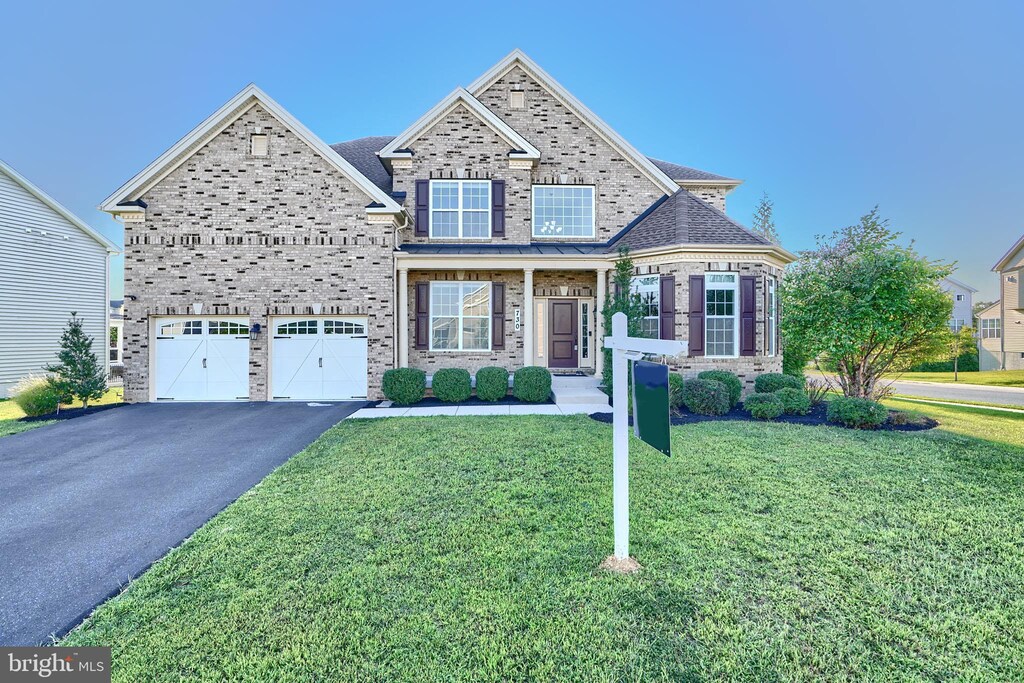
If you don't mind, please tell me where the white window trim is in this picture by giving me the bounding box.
[705,272,739,359]
[428,281,492,352]
[531,184,596,239]
[767,276,777,357]
[428,179,491,239]
[630,275,660,338]
[981,319,1001,339]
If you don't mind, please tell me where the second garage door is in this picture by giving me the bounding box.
[271,317,368,401]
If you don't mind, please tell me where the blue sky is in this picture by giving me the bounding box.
[2,0,1021,300]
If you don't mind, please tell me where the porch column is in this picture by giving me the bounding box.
[397,267,409,368]
[523,269,534,365]
[595,267,608,377]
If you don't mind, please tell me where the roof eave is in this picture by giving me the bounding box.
[992,234,1024,272]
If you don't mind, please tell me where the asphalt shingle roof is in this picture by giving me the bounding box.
[647,158,737,183]
[330,136,395,194]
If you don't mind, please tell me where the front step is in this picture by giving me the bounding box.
[551,376,609,407]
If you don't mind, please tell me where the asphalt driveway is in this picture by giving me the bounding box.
[0,401,362,646]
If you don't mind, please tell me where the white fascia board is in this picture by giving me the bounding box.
[993,235,1024,272]
[676,179,744,188]
[467,50,678,195]
[100,84,401,215]
[943,276,979,293]
[380,87,540,159]
[0,158,121,253]
[626,242,799,264]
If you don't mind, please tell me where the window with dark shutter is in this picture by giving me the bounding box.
[740,275,756,356]
[659,275,675,340]
[688,275,704,356]
[415,180,429,237]
[415,282,429,349]
[492,180,505,237]
[492,283,505,348]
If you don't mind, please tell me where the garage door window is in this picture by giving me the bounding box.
[324,320,365,335]
[159,320,202,335]
[277,320,318,335]
[209,321,249,335]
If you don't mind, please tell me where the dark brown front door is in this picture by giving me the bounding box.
[548,299,579,368]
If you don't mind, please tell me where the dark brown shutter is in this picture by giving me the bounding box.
[491,180,505,237]
[740,275,756,356]
[688,275,704,356]
[491,283,505,349]
[415,180,429,237]
[659,275,675,340]
[415,282,429,349]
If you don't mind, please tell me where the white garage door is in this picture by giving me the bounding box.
[155,318,250,401]
[271,317,368,400]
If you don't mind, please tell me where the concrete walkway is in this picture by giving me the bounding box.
[347,403,611,418]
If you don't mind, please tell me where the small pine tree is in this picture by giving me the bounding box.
[751,192,781,244]
[46,312,107,410]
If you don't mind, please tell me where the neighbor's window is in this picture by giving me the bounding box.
[949,319,966,332]
[250,134,268,156]
[981,319,1001,339]
[532,185,595,238]
[955,294,965,302]
[767,277,777,356]
[430,180,490,238]
[705,273,738,357]
[430,282,491,351]
[631,275,660,338]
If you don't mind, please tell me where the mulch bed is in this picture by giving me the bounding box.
[372,394,555,408]
[589,402,938,432]
[19,403,126,423]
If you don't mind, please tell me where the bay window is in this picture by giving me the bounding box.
[430,180,491,238]
[631,275,660,338]
[430,281,491,351]
[705,273,738,357]
[532,185,595,237]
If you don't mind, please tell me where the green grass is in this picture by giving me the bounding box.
[63,414,1024,681]
[0,387,123,437]
[887,398,1024,449]
[893,370,1024,387]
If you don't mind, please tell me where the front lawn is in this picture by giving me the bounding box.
[894,370,1024,388]
[0,387,123,437]
[63,412,1024,680]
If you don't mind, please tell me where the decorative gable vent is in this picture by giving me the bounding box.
[510,90,525,109]
[250,134,269,156]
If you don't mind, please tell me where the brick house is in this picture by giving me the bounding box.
[102,50,795,403]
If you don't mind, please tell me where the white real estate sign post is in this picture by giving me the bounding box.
[604,312,687,562]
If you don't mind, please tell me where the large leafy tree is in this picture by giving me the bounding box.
[46,312,107,409]
[781,209,952,398]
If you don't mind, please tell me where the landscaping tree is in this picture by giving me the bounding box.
[751,192,781,244]
[944,325,978,382]
[780,208,952,399]
[46,312,107,410]
[601,247,646,390]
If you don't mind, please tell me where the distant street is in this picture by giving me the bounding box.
[882,379,1024,407]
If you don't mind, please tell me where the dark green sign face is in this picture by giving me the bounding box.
[631,360,671,457]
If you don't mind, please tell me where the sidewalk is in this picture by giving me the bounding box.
[347,403,612,418]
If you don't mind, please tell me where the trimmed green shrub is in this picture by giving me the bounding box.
[908,352,979,373]
[745,392,784,420]
[697,370,742,407]
[754,372,803,394]
[10,376,63,417]
[669,373,685,413]
[827,396,888,429]
[775,387,811,415]
[681,378,730,416]
[382,368,426,405]
[432,368,472,403]
[513,366,552,403]
[475,367,509,402]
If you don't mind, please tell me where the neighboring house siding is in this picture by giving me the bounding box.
[977,305,1002,371]
[0,170,109,397]
[1000,270,1024,358]
[122,104,394,401]
[475,65,665,242]
[940,279,974,328]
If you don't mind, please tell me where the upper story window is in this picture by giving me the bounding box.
[430,180,491,239]
[705,273,738,358]
[532,185,595,238]
[981,319,1001,338]
[631,275,660,338]
[955,294,965,302]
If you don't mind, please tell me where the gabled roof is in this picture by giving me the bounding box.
[942,276,978,293]
[100,84,402,215]
[378,88,540,161]
[648,158,740,186]
[976,301,1000,318]
[331,136,395,194]
[993,233,1024,272]
[467,50,678,195]
[0,159,119,253]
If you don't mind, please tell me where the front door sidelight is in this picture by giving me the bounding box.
[548,299,579,368]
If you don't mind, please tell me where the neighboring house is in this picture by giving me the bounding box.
[940,277,977,331]
[101,50,795,403]
[976,301,1002,371]
[110,299,124,368]
[0,159,120,397]
[988,233,1024,371]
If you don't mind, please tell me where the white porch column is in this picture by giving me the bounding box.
[595,268,608,377]
[397,267,409,368]
[523,269,534,365]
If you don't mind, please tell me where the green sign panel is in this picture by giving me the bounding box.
[631,360,671,457]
